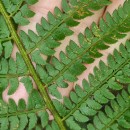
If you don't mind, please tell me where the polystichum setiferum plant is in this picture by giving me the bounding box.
[0,0,130,130]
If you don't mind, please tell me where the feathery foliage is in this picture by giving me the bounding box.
[2,0,37,25]
[0,0,130,130]
[36,0,130,99]
[53,40,130,129]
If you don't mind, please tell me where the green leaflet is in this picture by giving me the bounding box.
[3,41,13,59]
[8,77,19,95]
[1,0,130,130]
[31,50,46,65]
[20,77,33,94]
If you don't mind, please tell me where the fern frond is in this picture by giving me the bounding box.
[0,15,10,39]
[1,0,130,129]
[0,1,66,129]
[1,0,37,25]
[0,89,55,130]
[37,0,130,99]
[52,40,130,129]
[19,0,111,58]
[87,88,130,130]
[0,53,30,95]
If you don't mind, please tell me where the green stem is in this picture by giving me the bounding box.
[0,2,66,130]
[0,73,29,78]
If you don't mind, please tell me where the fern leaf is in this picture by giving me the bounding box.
[37,0,130,99]
[87,88,130,130]
[8,78,19,95]
[19,0,111,59]
[52,40,130,129]
[20,77,33,94]
[0,89,56,130]
[18,114,28,130]
[0,15,10,38]
[3,41,13,59]
[1,0,130,129]
[0,117,9,130]
[0,15,13,58]
[38,111,49,128]
[0,54,29,95]
[2,0,36,25]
